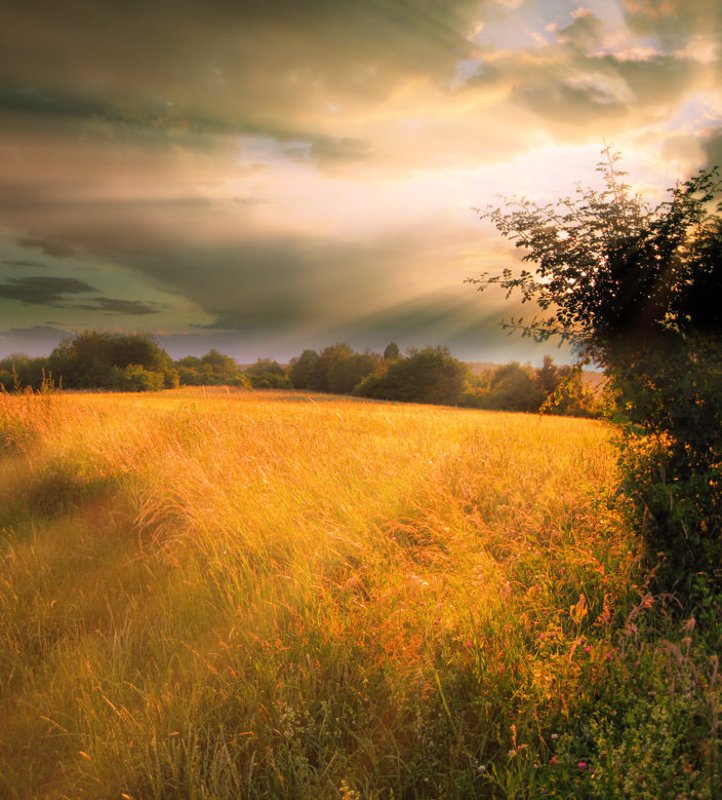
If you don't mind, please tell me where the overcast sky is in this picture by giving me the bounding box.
[1,0,720,362]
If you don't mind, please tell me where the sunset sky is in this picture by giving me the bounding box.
[1,0,720,362]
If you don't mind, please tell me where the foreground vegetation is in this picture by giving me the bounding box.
[1,389,720,799]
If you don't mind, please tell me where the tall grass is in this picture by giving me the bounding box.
[0,389,719,799]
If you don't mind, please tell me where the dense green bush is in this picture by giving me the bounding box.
[175,350,249,387]
[111,364,167,392]
[48,331,178,391]
[473,362,546,412]
[244,359,292,389]
[356,346,468,405]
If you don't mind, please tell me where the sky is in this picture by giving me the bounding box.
[0,0,720,363]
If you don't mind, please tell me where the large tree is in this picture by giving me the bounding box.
[49,331,177,391]
[472,150,722,591]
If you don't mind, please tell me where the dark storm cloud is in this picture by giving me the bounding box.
[0,82,370,166]
[2,259,46,268]
[0,0,486,145]
[0,85,113,122]
[0,276,96,305]
[124,236,405,332]
[17,238,75,259]
[71,297,161,315]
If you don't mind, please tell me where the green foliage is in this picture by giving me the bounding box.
[328,352,381,394]
[473,361,546,412]
[383,341,401,361]
[356,346,468,405]
[112,364,166,392]
[244,359,292,389]
[176,350,248,387]
[288,349,320,389]
[48,331,177,391]
[309,344,354,392]
[0,354,50,391]
[475,150,722,591]
[462,357,599,416]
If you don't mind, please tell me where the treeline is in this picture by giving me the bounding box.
[0,331,599,416]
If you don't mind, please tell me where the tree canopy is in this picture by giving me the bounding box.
[48,331,177,391]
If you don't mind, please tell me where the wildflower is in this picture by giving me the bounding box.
[549,756,558,766]
[577,761,588,770]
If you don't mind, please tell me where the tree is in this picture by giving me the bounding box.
[472,149,722,591]
[288,349,320,389]
[328,352,381,394]
[49,331,177,390]
[244,359,291,389]
[383,342,401,361]
[309,344,354,392]
[175,350,248,387]
[480,362,545,412]
[356,346,468,405]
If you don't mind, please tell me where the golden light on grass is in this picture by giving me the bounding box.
[1,389,717,798]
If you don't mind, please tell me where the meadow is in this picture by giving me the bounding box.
[1,389,719,799]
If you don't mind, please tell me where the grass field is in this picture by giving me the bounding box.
[1,389,719,799]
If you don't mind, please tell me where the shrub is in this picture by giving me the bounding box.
[473,150,722,592]
[356,346,468,405]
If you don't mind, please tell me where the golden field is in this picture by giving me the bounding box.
[0,390,718,799]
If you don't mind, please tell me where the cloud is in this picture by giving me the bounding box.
[0,1,487,141]
[0,0,718,361]
[70,297,162,315]
[17,238,75,259]
[2,259,46,268]
[464,17,708,136]
[701,128,722,168]
[0,276,96,305]
[622,0,722,47]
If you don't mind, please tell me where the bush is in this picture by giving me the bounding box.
[474,150,722,592]
[49,331,177,391]
[244,359,292,389]
[0,355,51,391]
[111,364,166,392]
[356,346,468,405]
[478,362,545,412]
[176,350,248,387]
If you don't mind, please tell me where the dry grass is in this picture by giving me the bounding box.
[0,389,719,799]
